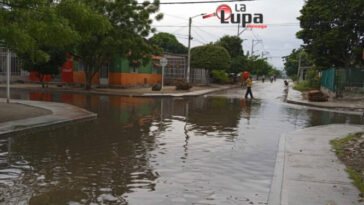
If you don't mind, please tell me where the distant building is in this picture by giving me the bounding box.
[0,47,28,83]
[163,53,209,85]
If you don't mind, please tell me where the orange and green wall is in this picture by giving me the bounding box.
[109,56,162,86]
[73,60,100,85]
[70,56,162,87]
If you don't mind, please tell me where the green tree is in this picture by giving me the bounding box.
[296,0,364,69]
[0,0,78,66]
[230,55,248,74]
[215,35,247,74]
[190,45,231,71]
[215,35,244,58]
[282,48,312,78]
[149,32,187,54]
[57,0,163,89]
[246,56,274,78]
[20,48,66,88]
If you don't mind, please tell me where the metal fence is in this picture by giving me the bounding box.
[321,68,335,92]
[0,47,22,76]
[163,54,209,85]
[336,68,364,98]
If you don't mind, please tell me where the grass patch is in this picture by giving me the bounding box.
[347,167,364,196]
[293,81,313,91]
[331,133,364,197]
[293,80,320,92]
[330,133,356,156]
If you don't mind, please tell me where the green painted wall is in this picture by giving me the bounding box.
[109,55,161,74]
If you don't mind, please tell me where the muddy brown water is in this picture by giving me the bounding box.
[0,82,362,204]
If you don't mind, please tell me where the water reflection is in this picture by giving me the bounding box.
[0,89,362,204]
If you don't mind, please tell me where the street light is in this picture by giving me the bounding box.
[186,13,206,83]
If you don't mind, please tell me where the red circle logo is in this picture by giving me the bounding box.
[216,4,232,21]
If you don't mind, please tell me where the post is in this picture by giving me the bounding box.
[251,39,254,56]
[6,49,11,103]
[298,51,303,81]
[187,17,192,83]
[161,65,165,90]
[237,23,240,36]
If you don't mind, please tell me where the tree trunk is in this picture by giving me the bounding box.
[85,63,98,90]
[40,74,45,88]
[85,64,92,90]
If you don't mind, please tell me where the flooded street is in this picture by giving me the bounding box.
[0,81,362,204]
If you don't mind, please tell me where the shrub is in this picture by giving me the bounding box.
[306,69,320,88]
[175,80,192,90]
[152,83,162,91]
[211,70,231,83]
[294,80,311,91]
[290,74,298,81]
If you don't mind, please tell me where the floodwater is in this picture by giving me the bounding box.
[0,81,362,205]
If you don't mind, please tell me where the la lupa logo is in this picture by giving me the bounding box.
[203,4,267,29]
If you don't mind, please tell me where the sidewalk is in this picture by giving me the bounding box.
[286,85,364,113]
[0,99,97,136]
[268,124,364,205]
[0,83,237,97]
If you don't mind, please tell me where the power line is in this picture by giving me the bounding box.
[156,0,254,5]
[192,30,209,44]
[152,23,300,28]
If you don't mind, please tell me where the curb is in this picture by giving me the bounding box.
[0,85,237,98]
[0,99,97,137]
[267,134,286,205]
[286,88,364,115]
[267,124,364,205]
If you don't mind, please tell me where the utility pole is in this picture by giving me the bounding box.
[187,13,205,83]
[187,17,192,83]
[6,48,11,103]
[237,23,240,36]
[251,39,262,56]
[297,51,303,81]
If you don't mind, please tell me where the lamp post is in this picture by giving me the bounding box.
[186,13,206,83]
[6,48,10,103]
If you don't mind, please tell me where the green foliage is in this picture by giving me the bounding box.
[306,69,320,88]
[0,0,79,65]
[215,35,246,74]
[20,47,66,87]
[290,74,298,81]
[215,35,244,58]
[296,0,364,69]
[211,70,231,83]
[293,69,320,91]
[229,55,248,74]
[0,0,163,89]
[58,0,163,89]
[149,32,187,54]
[282,48,312,77]
[293,81,311,91]
[190,45,231,71]
[247,56,273,76]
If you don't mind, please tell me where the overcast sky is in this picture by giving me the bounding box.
[148,0,305,70]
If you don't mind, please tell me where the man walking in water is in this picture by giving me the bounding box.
[245,76,254,99]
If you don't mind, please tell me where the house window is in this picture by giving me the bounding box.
[131,66,138,73]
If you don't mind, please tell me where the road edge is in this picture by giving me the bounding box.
[0,99,97,137]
